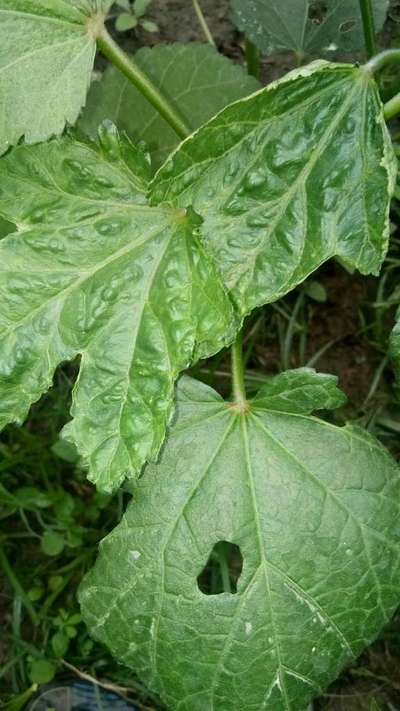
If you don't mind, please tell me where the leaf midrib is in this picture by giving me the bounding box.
[240,416,290,710]
[153,72,352,203]
[87,227,179,479]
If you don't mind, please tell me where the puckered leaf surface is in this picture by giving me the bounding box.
[79,43,260,169]
[152,62,396,318]
[252,367,347,413]
[0,128,235,492]
[0,0,112,154]
[230,0,389,57]
[80,374,400,711]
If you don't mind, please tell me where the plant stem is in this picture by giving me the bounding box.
[245,40,260,79]
[384,92,400,120]
[0,546,39,626]
[365,49,400,74]
[359,0,377,58]
[231,332,247,408]
[97,27,191,140]
[218,546,232,593]
[192,0,216,47]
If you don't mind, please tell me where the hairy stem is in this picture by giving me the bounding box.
[231,332,247,408]
[97,28,191,140]
[365,49,400,74]
[384,92,400,120]
[245,40,261,79]
[359,0,377,58]
[192,0,216,47]
[0,546,38,626]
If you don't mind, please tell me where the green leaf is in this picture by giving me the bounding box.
[115,11,138,31]
[0,0,112,154]
[29,659,56,684]
[304,279,327,302]
[152,62,396,319]
[134,0,152,17]
[80,375,400,711]
[51,630,69,657]
[0,125,235,492]
[27,586,45,602]
[51,439,80,464]
[252,368,346,412]
[14,486,52,510]
[41,531,65,556]
[140,18,158,32]
[230,0,389,56]
[2,686,38,711]
[49,575,64,592]
[79,43,260,169]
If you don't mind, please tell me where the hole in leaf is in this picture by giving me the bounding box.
[308,1,328,25]
[0,216,15,238]
[197,541,243,595]
[339,19,357,33]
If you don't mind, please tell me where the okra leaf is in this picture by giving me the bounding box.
[0,127,235,492]
[152,62,396,318]
[230,0,389,57]
[80,374,400,711]
[252,367,347,413]
[0,0,112,155]
[79,43,260,169]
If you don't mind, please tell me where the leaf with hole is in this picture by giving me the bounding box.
[79,43,260,169]
[80,373,400,711]
[230,0,389,57]
[0,0,112,154]
[0,125,235,492]
[152,61,396,319]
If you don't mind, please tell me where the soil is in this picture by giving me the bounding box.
[304,266,378,407]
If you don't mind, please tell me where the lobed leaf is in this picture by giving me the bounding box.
[230,0,389,57]
[0,126,235,492]
[252,368,347,413]
[80,374,400,711]
[151,62,396,318]
[79,43,260,169]
[0,0,112,154]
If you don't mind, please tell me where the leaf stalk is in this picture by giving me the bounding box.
[364,49,400,74]
[97,28,191,140]
[384,92,400,120]
[192,0,216,47]
[358,0,377,58]
[231,332,248,410]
